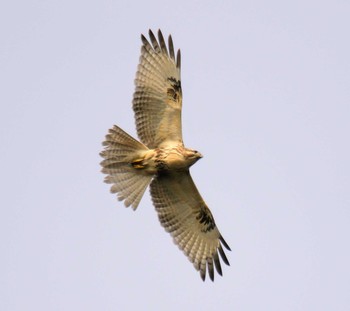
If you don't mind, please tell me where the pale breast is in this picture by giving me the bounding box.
[155,145,194,171]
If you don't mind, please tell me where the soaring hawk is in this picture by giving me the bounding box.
[100,30,230,281]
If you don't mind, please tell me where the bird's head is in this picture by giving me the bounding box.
[185,148,203,166]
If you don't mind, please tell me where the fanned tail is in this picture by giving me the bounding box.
[100,125,153,210]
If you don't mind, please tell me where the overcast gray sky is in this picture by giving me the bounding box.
[1,0,349,310]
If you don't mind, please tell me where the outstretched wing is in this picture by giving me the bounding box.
[150,171,231,281]
[133,29,183,149]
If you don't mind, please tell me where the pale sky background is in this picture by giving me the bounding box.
[1,0,349,310]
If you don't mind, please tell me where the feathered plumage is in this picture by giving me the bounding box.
[100,30,230,281]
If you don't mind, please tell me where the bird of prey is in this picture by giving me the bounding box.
[100,29,230,281]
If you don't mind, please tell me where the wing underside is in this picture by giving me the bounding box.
[133,30,183,148]
[150,171,230,281]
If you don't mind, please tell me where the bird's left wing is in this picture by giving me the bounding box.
[133,29,183,149]
[150,171,230,281]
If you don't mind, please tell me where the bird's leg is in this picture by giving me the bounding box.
[131,158,145,169]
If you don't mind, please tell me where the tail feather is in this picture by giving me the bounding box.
[100,125,153,210]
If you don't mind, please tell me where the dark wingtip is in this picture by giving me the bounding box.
[176,49,181,69]
[208,261,214,282]
[141,33,148,45]
[168,35,175,61]
[218,245,230,266]
[148,29,155,38]
[213,252,223,276]
[220,235,231,251]
[200,271,206,281]
[157,29,168,56]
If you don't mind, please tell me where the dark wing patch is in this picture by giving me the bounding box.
[196,204,216,232]
[167,77,182,104]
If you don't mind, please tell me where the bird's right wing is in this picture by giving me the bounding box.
[133,29,183,149]
[150,171,230,281]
